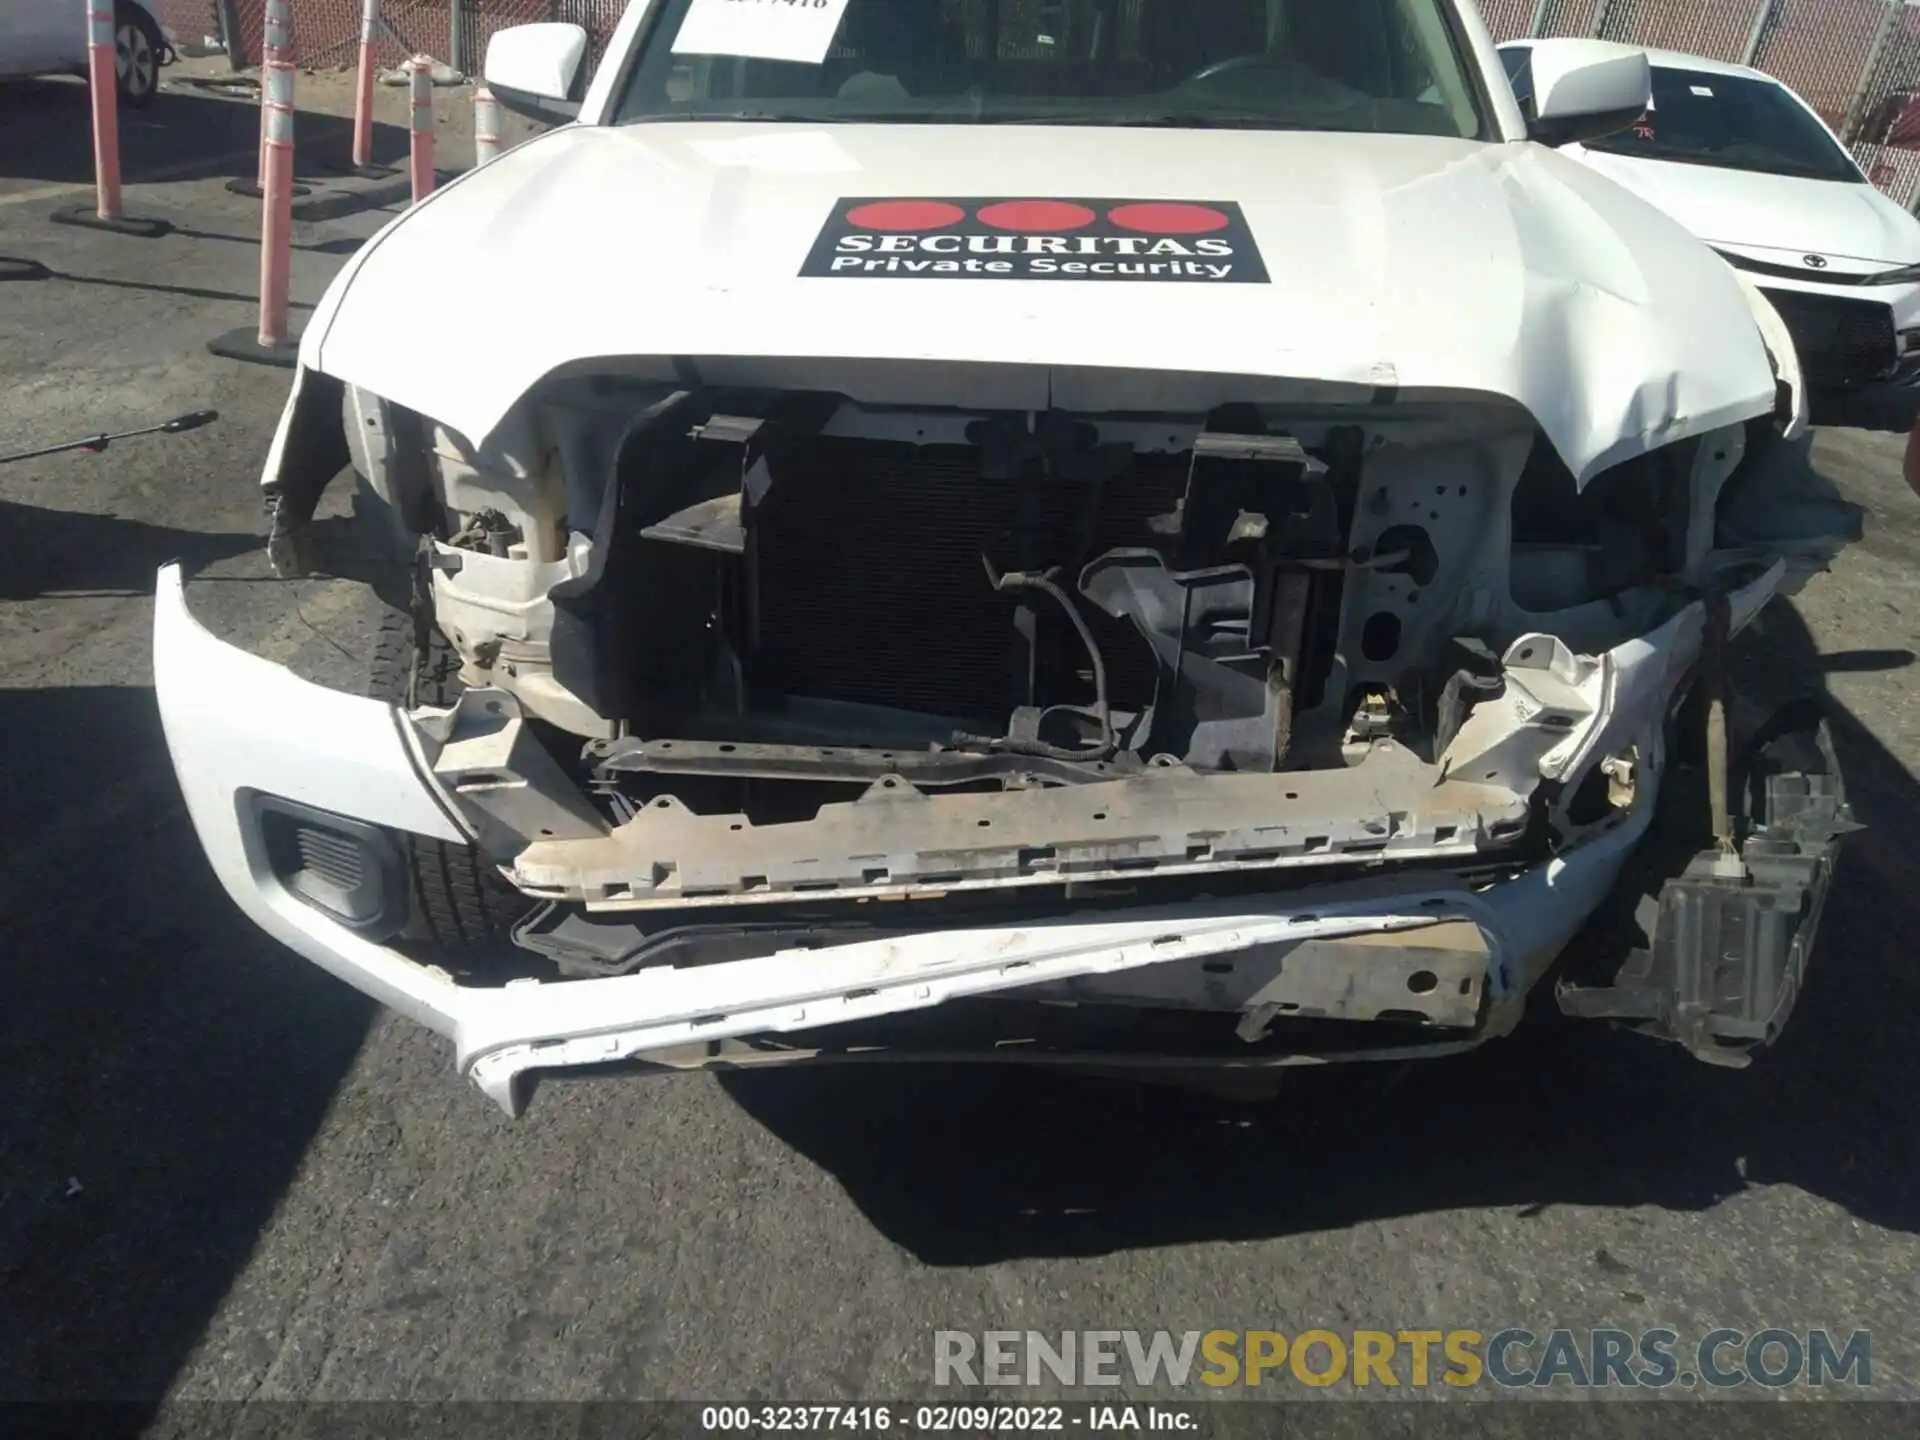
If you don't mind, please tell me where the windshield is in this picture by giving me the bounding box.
[613,0,1488,139]
[1581,64,1861,182]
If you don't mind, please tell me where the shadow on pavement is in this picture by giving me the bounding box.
[34,265,320,311]
[0,77,412,189]
[165,225,368,256]
[0,679,375,1402]
[0,499,259,601]
[721,596,1920,1264]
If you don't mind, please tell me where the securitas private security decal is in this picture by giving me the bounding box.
[801,198,1271,284]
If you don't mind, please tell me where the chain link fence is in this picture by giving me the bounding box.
[155,0,1920,206]
[155,0,623,74]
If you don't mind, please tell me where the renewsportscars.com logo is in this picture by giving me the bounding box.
[932,1328,1874,1391]
[800,198,1272,284]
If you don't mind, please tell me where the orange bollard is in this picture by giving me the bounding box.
[86,0,121,219]
[208,0,298,364]
[409,56,436,203]
[51,0,169,235]
[257,0,296,350]
[352,0,379,170]
[227,0,307,200]
[474,85,502,168]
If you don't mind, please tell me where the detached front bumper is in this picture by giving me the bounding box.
[154,566,1766,1114]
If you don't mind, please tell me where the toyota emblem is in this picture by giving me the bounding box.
[1804,254,1829,269]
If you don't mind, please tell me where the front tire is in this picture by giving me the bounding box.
[114,4,162,109]
[366,579,535,971]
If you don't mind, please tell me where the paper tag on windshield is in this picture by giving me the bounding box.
[672,0,853,64]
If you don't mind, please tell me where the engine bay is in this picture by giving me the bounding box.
[523,394,1547,815]
[639,412,1358,768]
[314,374,1858,917]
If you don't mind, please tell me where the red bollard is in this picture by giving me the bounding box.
[208,0,299,365]
[409,56,436,203]
[227,0,307,199]
[51,0,169,235]
[87,1,121,219]
[257,1,296,350]
[352,0,379,171]
[474,86,502,168]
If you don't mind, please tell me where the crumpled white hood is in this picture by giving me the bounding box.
[306,122,1780,484]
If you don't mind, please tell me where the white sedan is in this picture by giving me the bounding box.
[0,0,170,107]
[1501,42,1920,421]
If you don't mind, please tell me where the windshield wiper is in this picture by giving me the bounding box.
[632,108,1037,125]
[990,110,1332,129]
[630,109,923,124]
[1611,142,1848,180]
[626,107,1342,130]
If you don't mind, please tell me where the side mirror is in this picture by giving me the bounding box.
[1525,38,1651,148]
[484,22,589,124]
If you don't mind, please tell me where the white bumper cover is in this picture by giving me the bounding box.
[154,563,1781,1114]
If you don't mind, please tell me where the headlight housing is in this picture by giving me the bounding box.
[1866,260,1920,286]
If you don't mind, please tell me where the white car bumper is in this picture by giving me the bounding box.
[154,563,1780,1114]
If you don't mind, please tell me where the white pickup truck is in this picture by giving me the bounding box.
[157,0,1860,1113]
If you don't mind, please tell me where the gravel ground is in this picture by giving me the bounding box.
[1,63,1916,1428]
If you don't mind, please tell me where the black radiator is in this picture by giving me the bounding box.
[749,437,1187,722]
[1759,287,1898,389]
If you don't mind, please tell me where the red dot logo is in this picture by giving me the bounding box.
[845,200,967,231]
[1108,203,1231,235]
[976,200,1098,232]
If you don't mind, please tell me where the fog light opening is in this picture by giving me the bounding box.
[248,793,407,938]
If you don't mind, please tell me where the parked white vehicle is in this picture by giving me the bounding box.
[0,0,170,105]
[158,0,1860,1113]
[1501,41,1920,422]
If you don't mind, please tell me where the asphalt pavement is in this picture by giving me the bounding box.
[1,64,1917,1423]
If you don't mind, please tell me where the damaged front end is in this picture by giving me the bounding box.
[181,350,1861,1110]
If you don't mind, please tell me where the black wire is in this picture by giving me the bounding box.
[954,558,1117,762]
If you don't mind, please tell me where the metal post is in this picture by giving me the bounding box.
[1842,0,1906,144]
[449,0,464,75]
[1528,0,1554,38]
[1740,0,1776,65]
[1590,0,1619,42]
[215,0,244,66]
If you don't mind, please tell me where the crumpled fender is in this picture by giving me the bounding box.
[1731,270,1811,443]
